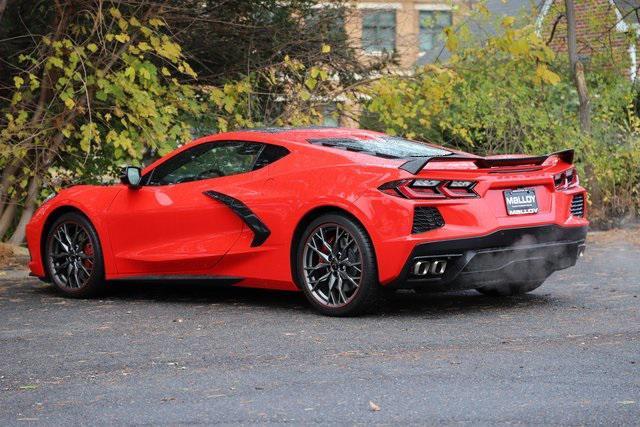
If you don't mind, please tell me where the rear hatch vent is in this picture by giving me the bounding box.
[570,194,585,217]
[412,207,445,234]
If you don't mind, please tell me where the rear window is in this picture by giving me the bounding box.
[307,136,451,159]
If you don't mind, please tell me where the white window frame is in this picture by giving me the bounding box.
[357,2,402,10]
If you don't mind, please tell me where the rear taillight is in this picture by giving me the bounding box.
[379,179,478,199]
[554,168,579,190]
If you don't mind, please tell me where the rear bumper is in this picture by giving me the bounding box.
[389,225,587,291]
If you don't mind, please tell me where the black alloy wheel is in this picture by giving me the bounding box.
[45,212,105,297]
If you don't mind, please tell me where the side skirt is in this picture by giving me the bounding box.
[108,275,243,286]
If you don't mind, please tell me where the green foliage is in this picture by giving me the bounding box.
[363,20,639,226]
[1,5,206,191]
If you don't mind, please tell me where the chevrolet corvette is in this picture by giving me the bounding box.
[26,127,588,316]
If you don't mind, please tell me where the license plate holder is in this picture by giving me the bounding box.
[504,188,538,215]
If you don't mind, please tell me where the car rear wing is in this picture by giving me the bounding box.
[399,149,575,175]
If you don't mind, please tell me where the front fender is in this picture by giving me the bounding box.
[26,185,122,278]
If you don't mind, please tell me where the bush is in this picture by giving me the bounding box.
[362,21,640,228]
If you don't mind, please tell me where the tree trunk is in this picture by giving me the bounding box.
[565,0,591,134]
[0,0,8,23]
[0,160,20,215]
[0,196,17,240]
[8,175,39,245]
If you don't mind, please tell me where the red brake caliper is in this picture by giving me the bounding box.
[83,243,94,268]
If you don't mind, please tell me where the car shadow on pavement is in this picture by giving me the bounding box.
[28,280,556,318]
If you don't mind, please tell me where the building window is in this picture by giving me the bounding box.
[419,10,452,53]
[362,10,396,53]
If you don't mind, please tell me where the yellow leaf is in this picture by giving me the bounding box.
[158,40,181,61]
[64,97,75,110]
[124,66,136,81]
[109,8,121,19]
[47,57,64,69]
[115,34,130,43]
[118,18,129,31]
[501,16,516,27]
[509,38,529,56]
[149,18,164,28]
[182,62,197,78]
[11,91,22,105]
[13,76,24,88]
[536,64,561,85]
[61,125,73,138]
[445,30,458,52]
[28,73,39,90]
[87,43,98,53]
[138,42,151,51]
[321,44,331,53]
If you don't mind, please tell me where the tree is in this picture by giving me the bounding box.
[564,0,591,133]
[0,1,204,243]
[0,0,387,243]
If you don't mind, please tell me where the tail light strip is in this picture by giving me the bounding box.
[379,179,478,199]
[554,168,579,190]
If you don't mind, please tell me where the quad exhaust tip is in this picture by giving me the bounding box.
[413,260,447,276]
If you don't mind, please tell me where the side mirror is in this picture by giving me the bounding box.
[120,166,142,189]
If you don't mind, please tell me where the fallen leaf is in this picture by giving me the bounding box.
[369,401,381,412]
[19,385,38,390]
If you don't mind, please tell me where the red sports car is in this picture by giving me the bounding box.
[26,127,588,316]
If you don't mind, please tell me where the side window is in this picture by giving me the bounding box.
[252,144,289,170]
[145,142,264,185]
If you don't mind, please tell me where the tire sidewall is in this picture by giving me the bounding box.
[45,212,105,297]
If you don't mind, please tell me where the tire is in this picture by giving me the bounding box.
[475,280,544,297]
[295,213,381,316]
[44,212,106,298]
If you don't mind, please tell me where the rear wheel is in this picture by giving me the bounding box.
[44,212,105,298]
[475,280,544,297]
[295,214,381,316]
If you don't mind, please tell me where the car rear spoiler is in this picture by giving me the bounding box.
[399,149,575,175]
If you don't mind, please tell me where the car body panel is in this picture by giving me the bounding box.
[26,127,589,292]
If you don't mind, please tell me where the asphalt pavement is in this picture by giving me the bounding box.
[0,235,639,425]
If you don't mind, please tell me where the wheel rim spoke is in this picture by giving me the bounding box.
[306,242,330,262]
[302,223,363,308]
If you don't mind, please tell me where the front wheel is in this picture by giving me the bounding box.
[475,280,544,297]
[44,212,106,298]
[295,214,381,316]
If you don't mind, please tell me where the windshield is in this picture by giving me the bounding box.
[307,136,451,159]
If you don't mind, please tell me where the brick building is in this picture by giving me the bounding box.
[536,0,640,79]
[344,1,467,68]
[325,0,638,125]
[340,0,639,78]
